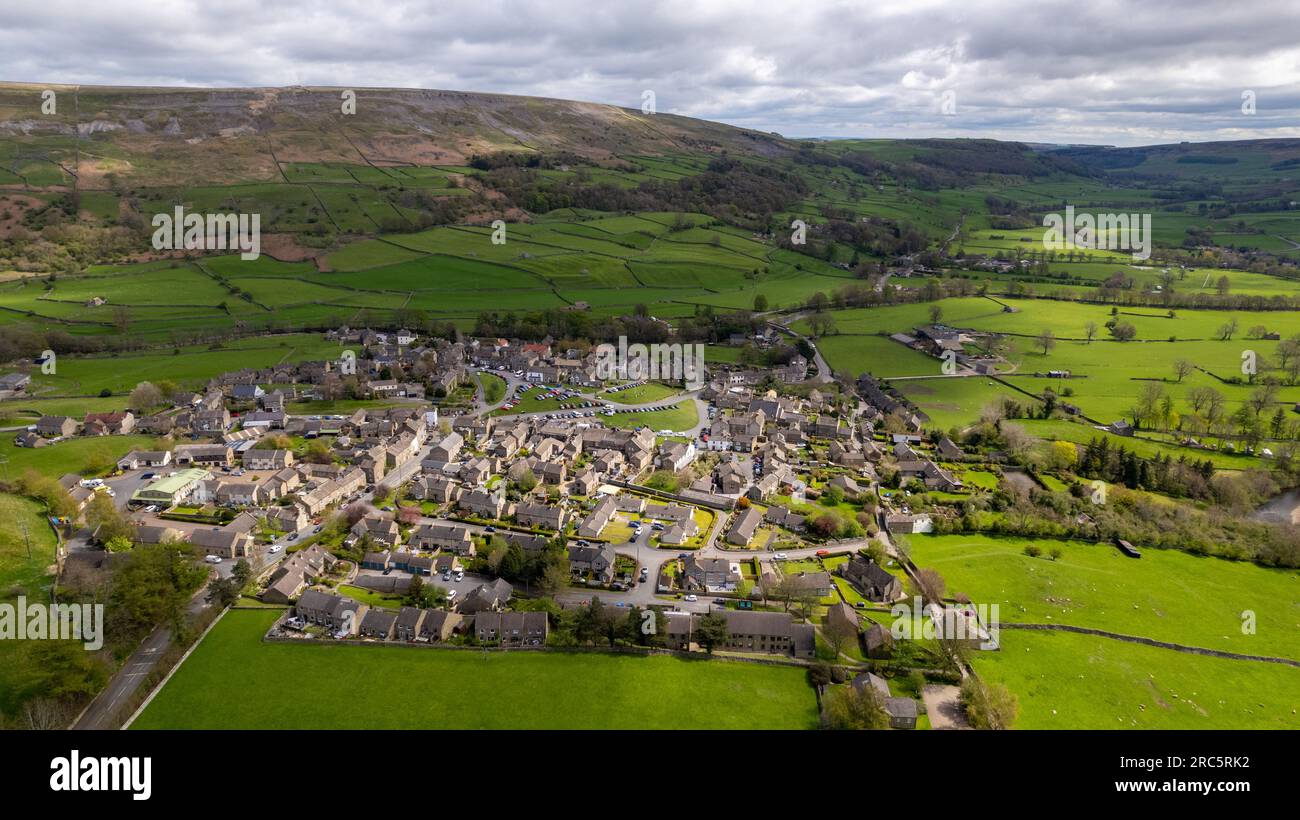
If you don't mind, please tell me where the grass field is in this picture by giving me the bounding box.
[903,533,1300,659]
[133,609,819,729]
[972,629,1299,729]
[0,434,156,477]
[0,492,57,597]
[903,532,1300,729]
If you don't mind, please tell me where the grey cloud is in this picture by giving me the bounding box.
[0,0,1297,145]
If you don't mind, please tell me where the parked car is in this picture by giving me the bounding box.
[204,555,222,564]
[683,594,698,602]
[268,544,283,554]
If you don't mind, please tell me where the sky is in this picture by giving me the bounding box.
[3,0,1300,146]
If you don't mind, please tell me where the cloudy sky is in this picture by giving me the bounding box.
[3,0,1299,146]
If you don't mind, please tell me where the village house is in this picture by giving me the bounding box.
[514,500,567,531]
[36,415,78,439]
[242,448,294,470]
[683,555,742,591]
[408,522,473,553]
[417,609,464,642]
[725,506,764,546]
[295,589,366,635]
[83,411,135,436]
[358,608,399,640]
[568,542,616,583]
[474,611,548,646]
[457,578,513,614]
[188,526,252,559]
[576,496,618,538]
[840,556,904,602]
[350,514,401,548]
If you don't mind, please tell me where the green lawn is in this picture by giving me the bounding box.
[601,402,699,432]
[133,609,819,729]
[477,372,506,404]
[604,382,683,404]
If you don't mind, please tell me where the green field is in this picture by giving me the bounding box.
[903,533,1300,659]
[902,533,1299,729]
[0,492,58,596]
[973,629,1299,729]
[133,609,819,729]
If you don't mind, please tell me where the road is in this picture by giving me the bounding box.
[768,318,835,383]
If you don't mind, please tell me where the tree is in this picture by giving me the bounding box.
[1036,329,1056,356]
[1172,359,1193,383]
[960,677,1020,729]
[695,612,730,654]
[539,561,569,597]
[823,614,858,659]
[85,493,134,545]
[752,294,769,312]
[1110,321,1136,341]
[1049,439,1078,471]
[911,567,946,605]
[1084,321,1098,344]
[128,381,163,412]
[1216,317,1239,341]
[821,683,891,730]
[928,304,943,324]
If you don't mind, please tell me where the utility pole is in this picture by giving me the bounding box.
[19,518,32,560]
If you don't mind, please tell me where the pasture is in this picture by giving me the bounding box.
[903,533,1300,659]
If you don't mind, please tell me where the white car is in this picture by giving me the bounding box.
[683,594,698,602]
[773,552,789,560]
[268,544,283,554]
[446,589,458,601]
[204,555,222,564]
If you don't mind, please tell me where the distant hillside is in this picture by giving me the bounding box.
[0,82,792,188]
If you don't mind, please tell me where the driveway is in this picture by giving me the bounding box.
[922,683,970,729]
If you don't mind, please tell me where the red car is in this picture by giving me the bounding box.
[816,549,830,557]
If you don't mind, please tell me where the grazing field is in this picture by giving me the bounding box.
[132,609,819,730]
[903,533,1300,659]
[0,434,157,477]
[972,630,1299,729]
[0,492,58,596]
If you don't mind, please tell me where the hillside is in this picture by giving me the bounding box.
[0,82,792,188]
